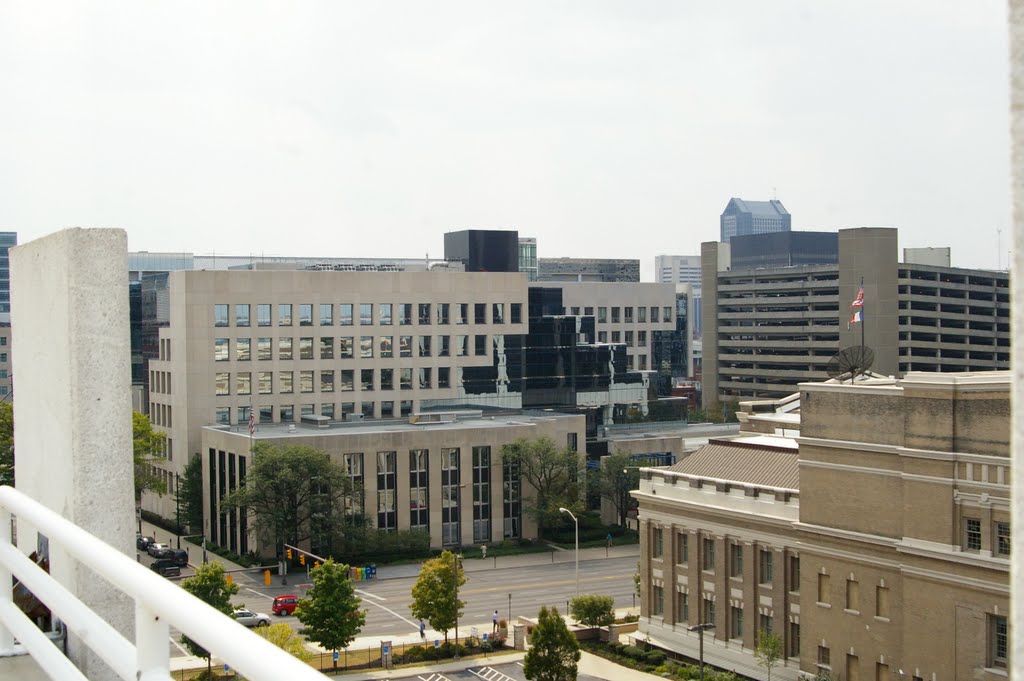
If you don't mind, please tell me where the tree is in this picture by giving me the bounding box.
[222,442,356,557]
[501,437,582,534]
[133,411,167,502]
[254,622,312,663]
[295,559,365,668]
[0,401,12,487]
[179,562,239,677]
[409,550,465,643]
[597,452,640,528]
[569,594,615,627]
[754,628,784,681]
[523,606,580,681]
[175,453,204,533]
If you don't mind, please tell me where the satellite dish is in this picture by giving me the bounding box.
[826,345,875,381]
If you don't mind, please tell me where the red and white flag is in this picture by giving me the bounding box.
[248,408,255,436]
[851,286,864,307]
[849,310,862,326]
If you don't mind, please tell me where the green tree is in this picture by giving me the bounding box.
[597,452,640,528]
[295,559,365,669]
[175,453,204,533]
[222,442,356,557]
[754,628,784,681]
[409,550,465,643]
[255,622,312,662]
[179,562,239,677]
[133,411,167,502]
[569,594,615,627]
[634,562,641,596]
[0,402,12,487]
[523,606,580,681]
[501,437,582,535]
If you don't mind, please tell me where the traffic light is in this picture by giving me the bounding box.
[313,561,320,569]
[286,548,293,560]
[226,574,233,585]
[299,554,305,566]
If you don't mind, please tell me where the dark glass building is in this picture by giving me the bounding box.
[730,231,838,269]
[720,198,791,243]
[651,289,690,397]
[443,229,519,273]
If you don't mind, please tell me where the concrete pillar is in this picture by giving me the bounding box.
[11,228,134,681]
[1012,2,1024,676]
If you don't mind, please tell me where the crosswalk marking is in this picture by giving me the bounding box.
[418,674,450,681]
[469,666,517,681]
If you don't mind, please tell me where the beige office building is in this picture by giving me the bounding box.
[635,371,1009,680]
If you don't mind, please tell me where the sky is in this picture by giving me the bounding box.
[0,2,1012,281]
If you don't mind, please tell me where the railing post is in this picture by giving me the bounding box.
[0,508,13,654]
[135,603,170,681]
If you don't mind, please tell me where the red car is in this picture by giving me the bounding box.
[272,595,299,616]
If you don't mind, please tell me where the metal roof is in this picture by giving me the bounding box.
[664,438,799,490]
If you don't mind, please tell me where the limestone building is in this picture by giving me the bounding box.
[634,371,1010,679]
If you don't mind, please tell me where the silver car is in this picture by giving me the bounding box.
[232,609,271,628]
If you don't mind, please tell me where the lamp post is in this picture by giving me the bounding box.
[558,507,579,597]
[687,623,715,681]
[453,553,463,659]
[174,472,182,549]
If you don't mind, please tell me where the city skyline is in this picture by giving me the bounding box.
[0,2,1011,281]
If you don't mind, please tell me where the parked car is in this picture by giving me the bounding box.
[168,548,189,567]
[272,595,300,616]
[147,543,171,558]
[136,535,154,551]
[149,558,181,578]
[232,609,271,628]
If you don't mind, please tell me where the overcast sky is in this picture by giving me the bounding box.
[0,2,1011,280]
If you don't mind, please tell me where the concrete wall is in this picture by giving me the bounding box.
[838,227,899,376]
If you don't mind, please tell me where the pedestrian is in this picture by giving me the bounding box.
[481,544,487,560]
[606,532,613,548]
[419,619,426,640]
[492,609,499,633]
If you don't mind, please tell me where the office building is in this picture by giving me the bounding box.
[720,198,791,243]
[634,370,1010,679]
[519,237,538,281]
[701,228,1010,405]
[538,257,640,283]
[443,229,519,273]
[729,231,838,269]
[656,255,702,287]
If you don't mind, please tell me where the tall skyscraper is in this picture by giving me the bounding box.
[719,198,791,243]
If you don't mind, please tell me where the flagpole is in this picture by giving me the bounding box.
[860,276,865,349]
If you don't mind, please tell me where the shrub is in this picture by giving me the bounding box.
[623,614,639,623]
[644,650,666,665]
[622,645,646,660]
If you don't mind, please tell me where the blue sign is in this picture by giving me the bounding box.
[223,664,230,672]
[434,639,440,648]
[483,633,488,641]
[333,651,339,662]
[382,645,390,655]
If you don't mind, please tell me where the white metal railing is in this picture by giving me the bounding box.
[0,486,325,681]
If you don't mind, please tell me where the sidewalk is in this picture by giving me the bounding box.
[138,519,253,574]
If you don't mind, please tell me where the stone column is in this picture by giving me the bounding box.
[1011,3,1024,672]
[11,228,134,681]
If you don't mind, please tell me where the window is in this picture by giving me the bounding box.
[419,367,432,389]
[258,337,272,361]
[759,612,772,635]
[817,645,830,668]
[380,368,394,390]
[257,304,271,326]
[410,449,429,529]
[474,303,487,324]
[320,370,334,393]
[703,597,715,625]
[730,606,743,639]
[611,307,620,323]
[279,404,294,422]
[419,336,431,357]
[360,336,373,359]
[678,592,689,623]
[278,337,293,360]
[400,368,413,390]
[279,371,293,394]
[438,367,450,389]
[652,585,664,616]
[503,456,521,539]
[875,585,889,618]
[299,337,313,360]
[278,303,292,326]
[472,446,491,542]
[382,399,394,417]
[361,369,374,391]
[380,336,393,358]
[441,448,461,546]
[788,555,800,592]
[996,521,1010,557]
[475,335,487,355]
[653,528,664,558]
[339,337,353,359]
[818,573,830,604]
[702,538,715,571]
[215,372,230,396]
[360,303,373,325]
[236,405,251,427]
[730,544,743,577]
[492,303,504,324]
[598,331,607,343]
[401,400,413,417]
[236,372,251,395]
[298,304,313,326]
[624,307,633,323]
[846,578,859,612]
[611,331,620,343]
[214,304,229,327]
[300,370,314,393]
[664,306,672,322]
[638,306,646,322]
[990,614,1008,668]
[438,335,450,357]
[398,303,413,325]
[437,303,449,325]
[678,534,689,563]
[875,663,889,681]
[625,330,633,347]
[418,303,432,325]
[236,338,251,361]
[456,335,468,356]
[456,303,468,325]
[320,303,333,326]
[339,304,353,326]
[321,403,335,419]
[215,406,230,424]
[598,307,607,323]
[759,550,774,584]
[340,370,354,391]
[965,517,982,550]
[396,335,411,358]
[361,401,374,418]
[510,303,522,324]
[847,655,860,681]
[258,372,272,394]
[570,306,580,316]
[379,303,393,325]
[788,622,800,658]
[320,337,334,360]
[639,355,647,370]
[651,306,659,323]
[376,451,397,531]
[215,338,229,361]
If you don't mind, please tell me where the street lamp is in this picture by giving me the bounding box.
[687,623,715,681]
[558,507,579,597]
[453,553,463,658]
[174,472,182,549]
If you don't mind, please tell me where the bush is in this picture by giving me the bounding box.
[570,594,615,627]
[622,645,646,660]
[644,650,666,665]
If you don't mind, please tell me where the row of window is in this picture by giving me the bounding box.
[815,573,890,619]
[963,517,1010,556]
[653,529,798,589]
[213,335,489,361]
[214,302,523,328]
[214,367,450,395]
[570,305,672,325]
[597,330,648,346]
[216,401,416,424]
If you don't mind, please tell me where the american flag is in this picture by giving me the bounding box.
[849,309,863,327]
[248,408,255,436]
[851,286,864,307]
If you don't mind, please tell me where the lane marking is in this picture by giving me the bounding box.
[460,573,622,595]
[356,588,387,601]
[244,587,273,600]
[361,596,419,628]
[169,636,191,656]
